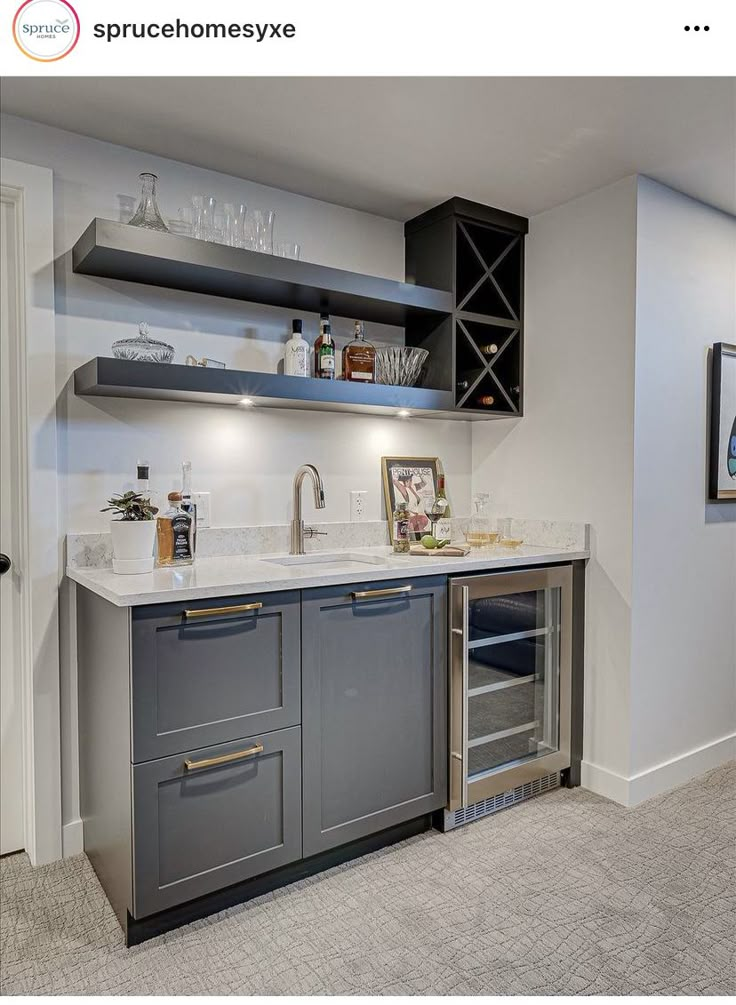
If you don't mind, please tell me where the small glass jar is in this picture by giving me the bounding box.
[112,322,175,363]
[129,173,169,232]
[393,501,411,553]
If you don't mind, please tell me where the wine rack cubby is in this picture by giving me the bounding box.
[405,198,528,416]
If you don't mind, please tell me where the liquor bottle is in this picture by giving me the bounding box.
[156,492,194,567]
[392,500,411,554]
[135,459,158,514]
[427,474,452,541]
[314,313,336,380]
[284,319,309,377]
[342,321,375,382]
[181,460,197,554]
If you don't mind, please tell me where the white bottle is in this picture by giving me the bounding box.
[284,319,309,377]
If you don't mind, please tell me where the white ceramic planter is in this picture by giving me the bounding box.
[110,520,156,574]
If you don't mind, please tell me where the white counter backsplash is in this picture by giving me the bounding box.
[67,519,589,570]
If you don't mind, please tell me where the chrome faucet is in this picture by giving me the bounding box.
[290,464,326,555]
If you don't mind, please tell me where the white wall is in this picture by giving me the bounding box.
[1,114,472,531]
[1,113,472,845]
[472,177,639,785]
[630,178,736,794]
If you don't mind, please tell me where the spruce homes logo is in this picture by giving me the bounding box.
[13,0,79,61]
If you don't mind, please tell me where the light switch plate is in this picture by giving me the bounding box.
[350,490,367,522]
[192,491,211,528]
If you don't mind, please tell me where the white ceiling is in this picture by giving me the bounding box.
[2,77,734,220]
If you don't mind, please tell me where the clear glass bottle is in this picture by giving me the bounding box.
[393,500,411,553]
[156,491,194,567]
[284,319,309,377]
[426,474,451,541]
[180,460,197,555]
[466,492,497,549]
[129,173,169,232]
[314,314,336,380]
[342,321,375,382]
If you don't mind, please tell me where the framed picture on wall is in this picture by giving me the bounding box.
[382,456,440,542]
[709,342,736,502]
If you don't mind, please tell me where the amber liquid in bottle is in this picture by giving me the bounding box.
[342,321,375,382]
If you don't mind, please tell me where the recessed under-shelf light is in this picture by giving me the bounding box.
[397,409,411,418]
[239,397,255,407]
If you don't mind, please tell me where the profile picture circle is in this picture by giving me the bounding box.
[13,0,80,62]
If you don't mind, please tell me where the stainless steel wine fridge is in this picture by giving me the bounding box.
[443,565,574,829]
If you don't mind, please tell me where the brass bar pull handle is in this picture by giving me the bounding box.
[184,742,264,771]
[183,602,263,619]
[351,585,413,600]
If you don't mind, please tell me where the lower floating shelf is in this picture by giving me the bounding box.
[73,357,483,419]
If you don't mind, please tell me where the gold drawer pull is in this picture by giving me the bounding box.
[183,601,263,618]
[184,742,264,771]
[351,585,413,600]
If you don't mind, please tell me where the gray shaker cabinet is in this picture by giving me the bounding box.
[132,726,302,917]
[301,576,447,857]
[131,591,300,762]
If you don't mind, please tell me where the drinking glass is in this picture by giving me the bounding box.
[275,241,301,260]
[191,195,204,240]
[251,210,275,254]
[201,196,217,241]
[223,202,247,247]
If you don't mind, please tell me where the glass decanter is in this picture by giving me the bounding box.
[129,173,169,232]
[112,322,175,363]
[466,492,497,549]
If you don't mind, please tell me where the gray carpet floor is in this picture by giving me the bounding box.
[1,763,734,995]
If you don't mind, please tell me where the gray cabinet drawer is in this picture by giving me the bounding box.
[131,592,300,762]
[131,726,301,918]
[302,576,447,857]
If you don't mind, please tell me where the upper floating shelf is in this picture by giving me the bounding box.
[72,219,453,326]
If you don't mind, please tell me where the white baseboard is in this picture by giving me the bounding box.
[62,817,84,858]
[582,732,736,807]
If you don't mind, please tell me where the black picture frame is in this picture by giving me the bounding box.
[382,456,440,542]
[708,342,736,502]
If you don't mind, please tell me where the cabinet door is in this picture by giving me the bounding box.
[131,592,300,762]
[302,576,447,857]
[131,726,301,918]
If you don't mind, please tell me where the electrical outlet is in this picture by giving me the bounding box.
[350,490,367,522]
[192,491,211,528]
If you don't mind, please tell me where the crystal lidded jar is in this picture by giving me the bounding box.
[129,173,169,232]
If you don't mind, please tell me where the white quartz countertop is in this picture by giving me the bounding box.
[66,544,589,607]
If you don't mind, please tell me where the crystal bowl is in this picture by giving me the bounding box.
[375,346,429,387]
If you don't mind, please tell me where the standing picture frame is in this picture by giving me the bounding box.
[708,342,736,502]
[382,456,440,542]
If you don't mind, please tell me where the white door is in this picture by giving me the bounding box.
[0,193,24,855]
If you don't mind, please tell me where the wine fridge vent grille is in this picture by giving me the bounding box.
[443,772,560,831]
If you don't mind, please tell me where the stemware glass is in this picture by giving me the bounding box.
[251,210,275,254]
[128,173,169,232]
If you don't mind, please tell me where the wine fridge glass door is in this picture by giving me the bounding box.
[449,566,572,810]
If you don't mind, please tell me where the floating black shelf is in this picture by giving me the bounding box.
[72,357,496,420]
[72,220,453,326]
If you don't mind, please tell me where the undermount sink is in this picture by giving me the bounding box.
[262,552,386,568]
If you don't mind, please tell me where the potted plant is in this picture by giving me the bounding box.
[102,491,158,574]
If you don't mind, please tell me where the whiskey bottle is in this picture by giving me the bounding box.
[342,321,375,382]
[314,313,336,380]
[156,491,194,567]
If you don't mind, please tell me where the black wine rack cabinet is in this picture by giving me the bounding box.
[405,198,528,416]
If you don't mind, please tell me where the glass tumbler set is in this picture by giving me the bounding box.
[127,173,300,259]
